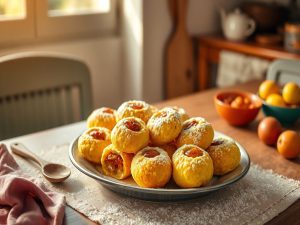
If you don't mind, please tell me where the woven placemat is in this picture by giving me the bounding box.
[13,144,300,225]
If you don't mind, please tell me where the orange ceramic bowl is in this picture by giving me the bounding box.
[214,91,262,126]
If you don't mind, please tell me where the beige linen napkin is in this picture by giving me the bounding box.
[12,144,300,225]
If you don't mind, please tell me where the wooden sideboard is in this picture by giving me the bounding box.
[198,34,300,90]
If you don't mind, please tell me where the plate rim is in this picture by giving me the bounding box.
[69,131,251,195]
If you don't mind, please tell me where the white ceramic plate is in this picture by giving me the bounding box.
[69,131,250,201]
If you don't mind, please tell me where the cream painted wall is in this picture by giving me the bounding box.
[139,0,242,103]
[0,36,122,108]
[120,0,143,101]
[187,0,242,35]
[142,0,171,103]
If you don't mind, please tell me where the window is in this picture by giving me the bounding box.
[48,0,110,16]
[37,0,116,38]
[0,0,34,43]
[0,0,26,20]
[0,0,116,43]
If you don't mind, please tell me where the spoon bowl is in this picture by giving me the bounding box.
[43,163,71,183]
[10,142,71,183]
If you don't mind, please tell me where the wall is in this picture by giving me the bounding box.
[187,0,242,35]
[121,0,243,104]
[0,36,122,108]
[120,0,143,101]
[142,0,171,103]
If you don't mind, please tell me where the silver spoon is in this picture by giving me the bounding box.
[10,142,71,183]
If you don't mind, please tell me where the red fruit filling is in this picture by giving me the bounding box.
[184,120,198,130]
[103,108,114,114]
[90,130,106,140]
[124,119,141,132]
[143,149,160,158]
[184,147,203,158]
[129,102,144,110]
[105,153,123,173]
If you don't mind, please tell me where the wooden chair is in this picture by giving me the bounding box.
[0,52,92,140]
[266,59,300,84]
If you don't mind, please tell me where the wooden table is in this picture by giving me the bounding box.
[198,34,300,90]
[2,80,300,225]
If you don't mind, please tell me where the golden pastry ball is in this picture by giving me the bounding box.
[206,137,241,175]
[147,108,182,145]
[101,144,133,179]
[131,147,172,188]
[177,117,214,149]
[87,107,117,130]
[162,106,189,123]
[117,100,157,123]
[111,117,149,154]
[172,144,213,188]
[78,127,111,164]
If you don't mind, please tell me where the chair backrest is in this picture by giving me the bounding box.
[0,52,92,140]
[266,59,300,85]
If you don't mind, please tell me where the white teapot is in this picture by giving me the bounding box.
[220,8,256,41]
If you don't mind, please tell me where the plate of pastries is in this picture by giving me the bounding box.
[69,100,250,201]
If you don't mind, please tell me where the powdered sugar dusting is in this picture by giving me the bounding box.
[116,100,154,123]
[135,146,171,167]
[91,107,116,120]
[13,144,300,225]
[162,106,189,123]
[177,117,214,148]
[173,144,210,168]
[87,107,117,130]
[147,108,182,144]
[207,136,239,159]
[149,108,180,128]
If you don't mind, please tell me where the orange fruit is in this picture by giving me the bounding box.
[230,96,244,108]
[258,117,282,145]
[282,82,300,105]
[230,96,252,109]
[277,130,300,159]
[266,94,286,107]
[258,80,280,100]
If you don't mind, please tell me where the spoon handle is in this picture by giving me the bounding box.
[10,142,47,167]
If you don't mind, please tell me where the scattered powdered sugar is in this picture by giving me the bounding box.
[118,117,146,132]
[149,108,181,125]
[173,145,211,169]
[135,146,171,167]
[87,107,116,130]
[147,108,182,137]
[93,107,116,119]
[117,100,153,122]
[207,136,238,159]
[178,117,213,145]
[13,144,300,225]
[161,106,189,122]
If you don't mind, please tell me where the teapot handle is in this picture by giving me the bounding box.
[245,19,256,37]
